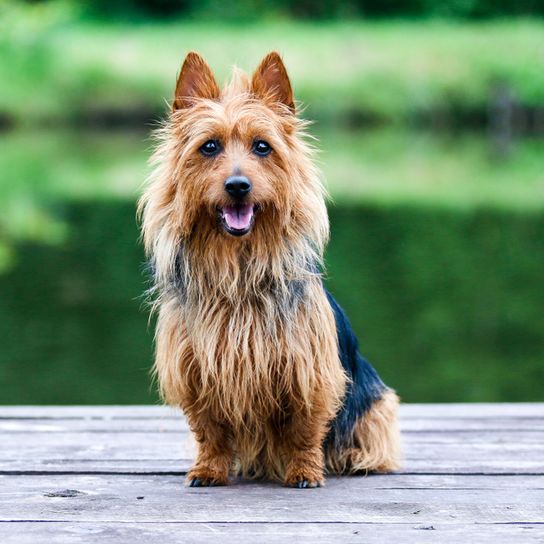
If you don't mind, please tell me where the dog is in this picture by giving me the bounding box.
[139,51,401,488]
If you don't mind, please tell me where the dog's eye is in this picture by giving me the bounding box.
[253,140,272,157]
[200,139,221,157]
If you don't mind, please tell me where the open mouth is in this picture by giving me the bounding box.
[218,203,257,236]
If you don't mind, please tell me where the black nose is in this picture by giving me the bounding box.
[225,175,252,199]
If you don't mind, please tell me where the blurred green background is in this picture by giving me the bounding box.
[1,0,543,404]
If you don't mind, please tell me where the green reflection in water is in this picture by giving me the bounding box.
[327,205,544,403]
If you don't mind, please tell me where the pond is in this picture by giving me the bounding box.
[0,127,543,404]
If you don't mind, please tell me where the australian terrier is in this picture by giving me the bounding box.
[139,51,401,488]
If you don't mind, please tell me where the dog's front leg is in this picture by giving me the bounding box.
[282,402,331,488]
[185,413,233,487]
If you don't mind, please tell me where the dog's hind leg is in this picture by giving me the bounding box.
[326,390,401,474]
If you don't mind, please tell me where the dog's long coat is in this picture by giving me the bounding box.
[139,51,400,487]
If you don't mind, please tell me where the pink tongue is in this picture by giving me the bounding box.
[223,204,254,230]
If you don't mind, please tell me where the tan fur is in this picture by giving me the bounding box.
[138,51,399,486]
[326,390,401,474]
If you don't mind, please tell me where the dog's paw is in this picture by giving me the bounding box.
[185,467,228,488]
[287,478,322,489]
[284,466,324,489]
[187,477,223,487]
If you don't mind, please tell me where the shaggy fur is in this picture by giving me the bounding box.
[139,51,401,487]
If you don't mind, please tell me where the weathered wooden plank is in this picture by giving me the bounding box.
[0,403,542,419]
[400,403,544,418]
[2,428,543,444]
[1,461,542,475]
[0,522,542,544]
[0,406,176,419]
[1,474,543,524]
[0,405,543,542]
[2,430,544,474]
[2,457,543,475]
[402,418,544,432]
[2,473,543,491]
[2,416,543,433]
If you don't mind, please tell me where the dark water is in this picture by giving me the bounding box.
[327,206,544,402]
[1,199,543,404]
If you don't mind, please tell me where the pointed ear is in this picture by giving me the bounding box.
[251,52,295,114]
[173,52,220,111]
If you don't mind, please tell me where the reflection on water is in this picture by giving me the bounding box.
[0,128,543,403]
[328,206,544,402]
[0,203,155,404]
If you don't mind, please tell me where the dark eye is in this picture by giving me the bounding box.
[253,140,272,157]
[200,139,221,157]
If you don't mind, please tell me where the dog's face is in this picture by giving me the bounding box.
[141,51,328,294]
[169,52,300,239]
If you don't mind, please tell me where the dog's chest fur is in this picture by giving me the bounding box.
[180,281,311,416]
[168,258,341,421]
[151,241,346,479]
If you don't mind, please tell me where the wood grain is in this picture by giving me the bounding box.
[1,404,543,542]
[1,522,543,544]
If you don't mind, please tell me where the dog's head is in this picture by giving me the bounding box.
[172,52,298,239]
[146,52,326,242]
[141,52,328,288]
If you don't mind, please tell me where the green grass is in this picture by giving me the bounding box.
[320,128,544,211]
[1,1,543,124]
[0,129,147,270]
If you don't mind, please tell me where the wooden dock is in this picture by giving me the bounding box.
[1,404,543,543]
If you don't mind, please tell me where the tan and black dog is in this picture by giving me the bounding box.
[139,51,400,488]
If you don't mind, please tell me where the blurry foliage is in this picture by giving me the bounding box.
[1,127,543,237]
[20,0,544,20]
[0,0,159,124]
[0,202,157,404]
[1,125,543,269]
[322,129,544,211]
[1,1,543,404]
[0,125,544,272]
[0,129,146,271]
[1,4,543,127]
[0,0,77,121]
[327,204,544,403]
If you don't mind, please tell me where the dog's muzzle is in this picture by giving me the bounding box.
[219,175,256,236]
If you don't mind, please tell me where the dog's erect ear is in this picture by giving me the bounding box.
[173,52,220,111]
[251,52,295,114]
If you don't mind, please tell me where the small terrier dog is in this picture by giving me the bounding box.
[139,51,400,488]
